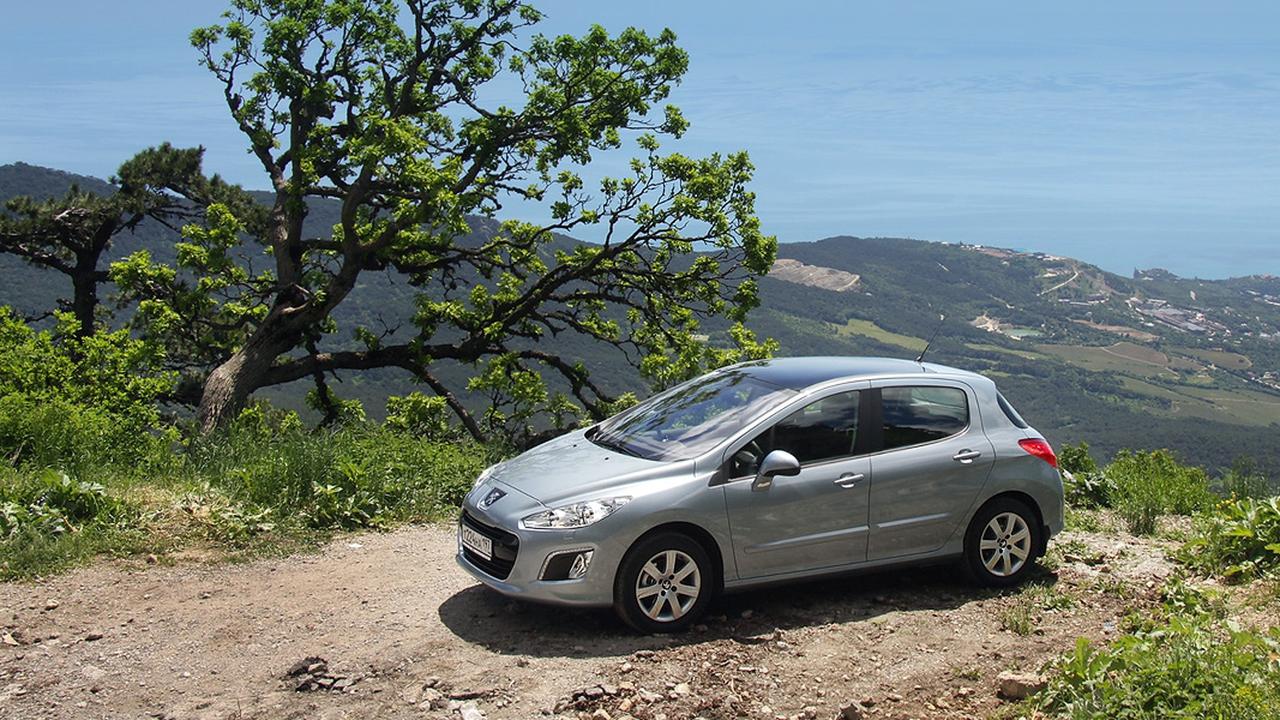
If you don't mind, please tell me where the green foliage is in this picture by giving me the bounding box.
[1038,582,1280,719]
[0,468,132,538]
[0,307,174,430]
[182,411,490,532]
[1217,457,1273,500]
[1106,449,1214,535]
[0,467,141,579]
[385,392,463,440]
[1059,441,1099,476]
[129,0,781,435]
[1182,496,1280,581]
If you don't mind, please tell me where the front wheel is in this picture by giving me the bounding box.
[613,532,713,633]
[964,498,1041,587]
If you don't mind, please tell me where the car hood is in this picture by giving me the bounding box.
[487,428,691,506]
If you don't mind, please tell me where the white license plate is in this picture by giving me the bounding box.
[460,524,493,560]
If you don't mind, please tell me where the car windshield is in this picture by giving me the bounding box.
[589,370,796,461]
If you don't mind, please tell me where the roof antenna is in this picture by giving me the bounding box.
[915,313,946,364]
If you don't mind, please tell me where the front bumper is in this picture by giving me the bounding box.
[455,509,617,607]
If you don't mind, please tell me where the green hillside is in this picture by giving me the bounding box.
[2,162,1278,472]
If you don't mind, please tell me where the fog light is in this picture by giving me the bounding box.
[568,550,593,579]
[541,549,594,580]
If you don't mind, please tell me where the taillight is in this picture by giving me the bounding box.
[1018,438,1058,468]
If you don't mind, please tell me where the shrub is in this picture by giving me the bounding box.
[1181,496,1280,581]
[1039,583,1280,719]
[0,307,173,430]
[0,467,141,579]
[1106,450,1214,535]
[0,394,170,476]
[184,414,490,532]
[1217,457,1272,500]
[1059,442,1116,509]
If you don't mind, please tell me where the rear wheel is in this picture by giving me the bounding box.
[613,532,713,633]
[964,498,1041,587]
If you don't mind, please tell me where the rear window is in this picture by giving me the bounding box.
[996,393,1029,429]
[881,386,968,450]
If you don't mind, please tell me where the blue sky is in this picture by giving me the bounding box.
[2,1,1277,278]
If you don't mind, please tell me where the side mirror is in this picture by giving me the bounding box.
[752,449,801,491]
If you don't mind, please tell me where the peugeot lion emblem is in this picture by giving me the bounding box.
[480,487,506,508]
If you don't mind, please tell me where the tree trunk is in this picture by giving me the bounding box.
[69,262,99,338]
[197,326,296,432]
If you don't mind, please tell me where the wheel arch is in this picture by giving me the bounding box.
[625,521,726,594]
[972,490,1047,556]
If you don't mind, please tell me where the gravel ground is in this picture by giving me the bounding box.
[0,524,1177,720]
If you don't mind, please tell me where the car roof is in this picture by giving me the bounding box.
[725,356,986,391]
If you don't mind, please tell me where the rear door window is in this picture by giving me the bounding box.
[997,392,1029,429]
[880,386,968,450]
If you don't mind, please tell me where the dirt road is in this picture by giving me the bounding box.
[1,524,1173,720]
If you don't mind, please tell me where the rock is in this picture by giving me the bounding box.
[672,683,691,696]
[145,554,158,564]
[618,699,634,712]
[602,684,618,696]
[458,701,485,720]
[591,710,612,720]
[287,657,327,677]
[996,671,1047,700]
[837,704,864,720]
[584,686,605,699]
[84,632,104,642]
[44,600,60,611]
[2,633,19,647]
[620,662,634,673]
[859,697,875,707]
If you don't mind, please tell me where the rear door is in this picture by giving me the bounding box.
[866,381,994,561]
[723,385,873,579]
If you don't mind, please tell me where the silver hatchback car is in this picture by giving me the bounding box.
[457,357,1063,632]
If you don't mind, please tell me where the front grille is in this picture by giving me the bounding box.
[460,511,519,580]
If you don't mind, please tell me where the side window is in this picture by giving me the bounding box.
[881,386,968,450]
[730,390,861,477]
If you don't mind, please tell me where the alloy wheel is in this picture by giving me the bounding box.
[634,549,701,622]
[979,511,1031,577]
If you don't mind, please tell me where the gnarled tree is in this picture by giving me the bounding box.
[121,0,777,440]
[0,144,255,337]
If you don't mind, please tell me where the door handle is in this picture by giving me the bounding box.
[834,472,865,488]
[953,449,982,463]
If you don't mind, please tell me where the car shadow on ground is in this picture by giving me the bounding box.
[437,562,1059,659]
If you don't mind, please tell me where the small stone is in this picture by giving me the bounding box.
[2,633,18,646]
[459,701,485,720]
[620,662,634,673]
[602,684,618,696]
[584,686,605,699]
[145,554,158,564]
[591,710,612,720]
[740,610,754,619]
[887,693,903,702]
[618,699,634,712]
[515,658,530,668]
[84,632,104,642]
[859,697,876,707]
[838,704,865,720]
[44,600,60,611]
[673,683,691,696]
[996,671,1047,700]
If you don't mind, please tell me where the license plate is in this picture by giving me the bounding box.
[460,524,493,560]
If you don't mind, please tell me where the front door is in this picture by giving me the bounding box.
[867,383,995,560]
[724,388,872,579]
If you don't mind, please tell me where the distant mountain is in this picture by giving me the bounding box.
[3,162,1278,472]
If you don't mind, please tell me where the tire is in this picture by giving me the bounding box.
[963,497,1042,587]
[613,531,714,633]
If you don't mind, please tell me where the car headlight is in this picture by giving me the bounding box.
[472,465,496,490]
[521,497,631,530]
